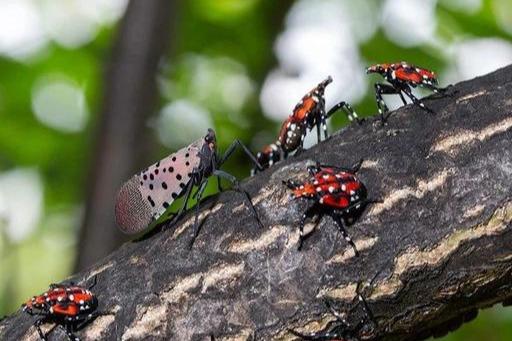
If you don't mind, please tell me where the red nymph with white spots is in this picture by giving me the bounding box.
[252,76,360,175]
[284,160,379,254]
[366,61,446,122]
[22,276,108,341]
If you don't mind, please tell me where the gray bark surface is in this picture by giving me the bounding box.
[2,65,512,340]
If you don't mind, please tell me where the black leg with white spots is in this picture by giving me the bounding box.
[326,101,362,124]
[34,318,49,341]
[297,205,318,250]
[331,214,358,256]
[373,83,401,122]
[400,85,435,114]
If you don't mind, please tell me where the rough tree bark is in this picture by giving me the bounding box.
[2,66,512,340]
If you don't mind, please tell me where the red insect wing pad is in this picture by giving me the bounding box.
[115,137,203,234]
[394,62,437,85]
[321,193,350,209]
[52,302,80,316]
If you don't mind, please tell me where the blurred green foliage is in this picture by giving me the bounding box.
[0,0,511,339]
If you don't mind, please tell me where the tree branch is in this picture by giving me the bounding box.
[2,65,512,340]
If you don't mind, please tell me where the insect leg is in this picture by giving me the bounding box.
[354,282,375,322]
[212,169,263,228]
[326,101,362,124]
[324,298,350,326]
[401,85,435,114]
[168,173,198,227]
[62,323,80,341]
[34,318,50,341]
[331,214,359,256]
[316,118,322,143]
[321,110,329,140]
[297,204,319,251]
[373,83,403,122]
[312,159,363,174]
[218,139,263,172]
[189,178,209,249]
[87,275,98,290]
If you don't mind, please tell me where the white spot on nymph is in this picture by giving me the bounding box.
[313,180,319,185]
[328,186,335,193]
[312,95,319,102]
[350,190,355,195]
[79,299,84,304]
[341,184,346,191]
[57,296,63,302]
[323,174,329,179]
[69,294,74,301]
[391,71,396,79]
[319,198,324,204]
[316,187,322,192]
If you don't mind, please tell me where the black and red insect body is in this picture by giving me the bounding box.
[252,77,360,175]
[22,276,107,341]
[251,143,282,176]
[366,61,444,122]
[116,128,262,244]
[278,76,361,154]
[284,161,377,254]
[289,282,376,340]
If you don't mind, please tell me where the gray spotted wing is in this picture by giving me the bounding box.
[115,137,203,234]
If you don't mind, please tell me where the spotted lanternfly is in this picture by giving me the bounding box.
[283,161,379,253]
[278,76,360,155]
[22,276,110,341]
[116,128,262,243]
[289,282,377,340]
[366,61,446,122]
[252,77,360,175]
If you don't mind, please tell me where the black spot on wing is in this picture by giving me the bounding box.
[147,196,155,207]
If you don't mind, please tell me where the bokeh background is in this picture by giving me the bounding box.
[1,0,511,339]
